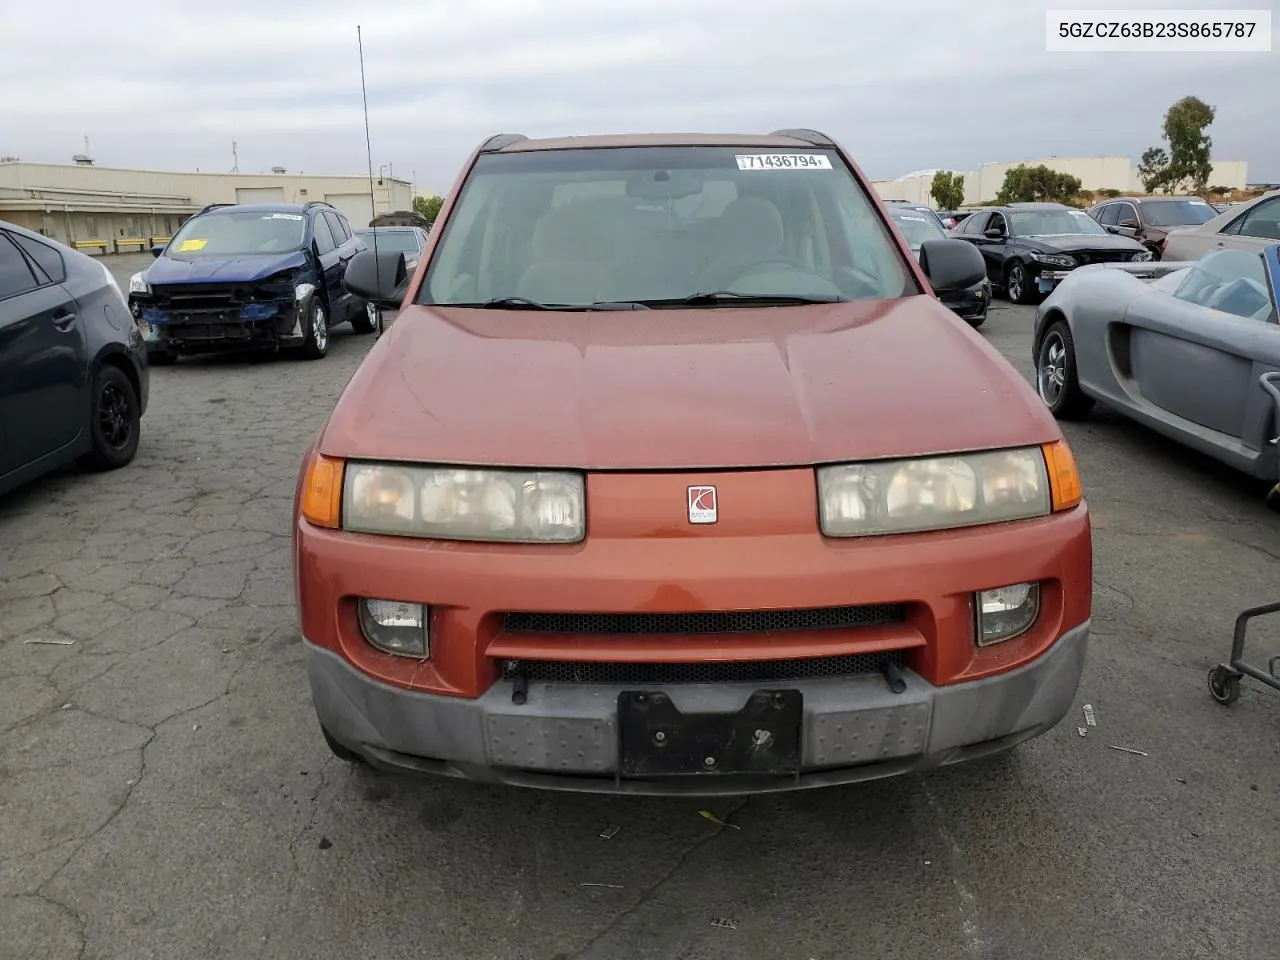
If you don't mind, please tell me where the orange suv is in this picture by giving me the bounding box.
[292,129,1091,795]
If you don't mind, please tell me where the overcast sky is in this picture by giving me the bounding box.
[4,0,1275,190]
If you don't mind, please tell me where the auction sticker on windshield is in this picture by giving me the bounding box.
[736,154,832,170]
[178,239,207,252]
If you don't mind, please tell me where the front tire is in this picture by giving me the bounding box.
[1006,261,1039,305]
[349,301,376,335]
[300,299,330,360]
[81,365,141,471]
[1036,320,1094,419]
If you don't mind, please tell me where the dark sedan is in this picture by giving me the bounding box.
[951,203,1151,304]
[886,203,990,326]
[0,220,148,496]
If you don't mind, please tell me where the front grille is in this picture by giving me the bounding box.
[501,650,907,685]
[151,282,294,320]
[502,604,904,636]
[1075,251,1134,266]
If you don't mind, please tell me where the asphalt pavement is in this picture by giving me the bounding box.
[2,256,1278,960]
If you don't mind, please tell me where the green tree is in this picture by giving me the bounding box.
[929,171,966,210]
[412,194,444,223]
[995,164,1083,205]
[1137,147,1171,193]
[1162,96,1215,191]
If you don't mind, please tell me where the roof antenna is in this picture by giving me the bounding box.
[358,25,381,303]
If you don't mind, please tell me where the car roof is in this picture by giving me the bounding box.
[484,132,830,152]
[1002,202,1069,210]
[203,203,311,213]
[1103,196,1206,203]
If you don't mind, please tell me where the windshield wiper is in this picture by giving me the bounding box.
[481,296,554,310]
[676,291,847,306]
[476,297,650,311]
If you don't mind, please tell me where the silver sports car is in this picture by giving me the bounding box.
[1032,243,1280,479]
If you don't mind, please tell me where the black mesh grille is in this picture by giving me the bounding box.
[1075,251,1135,266]
[501,650,906,685]
[502,604,904,636]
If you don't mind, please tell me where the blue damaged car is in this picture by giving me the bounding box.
[128,201,373,363]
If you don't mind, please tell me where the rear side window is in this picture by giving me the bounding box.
[0,233,40,300]
[324,211,350,244]
[1097,204,1120,226]
[12,233,65,283]
[312,213,337,254]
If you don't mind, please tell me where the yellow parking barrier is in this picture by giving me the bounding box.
[115,238,149,253]
[72,239,110,254]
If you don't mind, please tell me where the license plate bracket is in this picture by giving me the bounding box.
[617,689,802,778]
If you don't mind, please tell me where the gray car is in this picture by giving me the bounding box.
[352,226,429,335]
[1161,189,1280,261]
[1033,243,1280,479]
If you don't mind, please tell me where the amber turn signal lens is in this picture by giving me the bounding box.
[301,454,345,528]
[1041,440,1082,512]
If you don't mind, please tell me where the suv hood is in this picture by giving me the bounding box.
[321,297,1059,470]
[146,251,309,286]
[1023,234,1146,254]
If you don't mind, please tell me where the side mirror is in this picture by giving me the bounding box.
[343,248,408,309]
[151,245,165,258]
[983,226,1004,239]
[1105,225,1120,234]
[919,239,987,295]
[1119,218,1140,229]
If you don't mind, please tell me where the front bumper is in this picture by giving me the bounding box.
[307,619,1088,795]
[941,280,990,322]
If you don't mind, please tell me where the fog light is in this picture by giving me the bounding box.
[358,599,428,658]
[976,583,1039,646]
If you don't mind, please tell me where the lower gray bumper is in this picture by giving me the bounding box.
[306,621,1089,796]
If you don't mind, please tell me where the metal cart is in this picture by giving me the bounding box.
[1206,371,1280,705]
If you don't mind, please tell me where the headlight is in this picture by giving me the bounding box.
[1031,252,1076,268]
[358,599,428,657]
[976,583,1040,645]
[343,463,585,543]
[1130,250,1152,262]
[294,282,316,302]
[128,271,149,295]
[818,447,1051,537]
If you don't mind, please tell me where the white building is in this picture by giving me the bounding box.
[872,156,1249,208]
[0,158,416,253]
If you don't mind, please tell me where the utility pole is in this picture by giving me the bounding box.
[231,140,239,173]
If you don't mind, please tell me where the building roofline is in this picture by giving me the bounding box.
[0,159,412,184]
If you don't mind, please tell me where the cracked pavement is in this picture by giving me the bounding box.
[2,257,1278,959]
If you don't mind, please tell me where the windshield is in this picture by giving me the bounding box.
[1008,209,1108,237]
[888,209,947,249]
[167,210,307,256]
[1173,249,1274,321]
[356,230,421,254]
[1143,200,1218,227]
[421,146,916,307]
